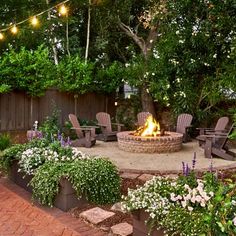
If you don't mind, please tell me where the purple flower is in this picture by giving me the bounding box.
[186,164,190,176]
[182,162,185,175]
[192,152,196,170]
[66,137,72,146]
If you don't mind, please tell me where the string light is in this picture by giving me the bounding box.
[30,16,39,27]
[0,0,70,38]
[10,25,18,34]
[0,33,4,40]
[59,5,68,16]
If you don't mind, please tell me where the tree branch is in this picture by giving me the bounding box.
[119,22,146,53]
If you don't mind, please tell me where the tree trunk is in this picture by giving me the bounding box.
[46,0,59,65]
[119,22,158,116]
[85,0,91,63]
[140,84,156,117]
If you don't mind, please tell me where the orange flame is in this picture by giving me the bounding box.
[134,115,161,137]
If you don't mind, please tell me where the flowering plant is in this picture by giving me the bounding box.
[122,170,236,236]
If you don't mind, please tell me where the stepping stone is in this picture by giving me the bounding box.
[120,173,140,180]
[110,222,133,236]
[138,174,154,182]
[111,202,126,213]
[79,207,115,225]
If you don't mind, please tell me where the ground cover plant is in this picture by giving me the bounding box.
[0,133,121,207]
[122,157,236,236]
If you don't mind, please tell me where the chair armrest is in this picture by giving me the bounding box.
[97,123,108,127]
[81,125,99,128]
[112,123,124,127]
[185,125,193,129]
[71,127,94,131]
[196,127,214,135]
[112,123,124,132]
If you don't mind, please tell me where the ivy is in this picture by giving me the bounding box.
[30,158,121,206]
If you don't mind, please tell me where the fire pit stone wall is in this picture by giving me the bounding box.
[117,131,183,153]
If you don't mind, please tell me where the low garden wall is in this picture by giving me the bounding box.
[132,210,165,236]
[9,161,87,211]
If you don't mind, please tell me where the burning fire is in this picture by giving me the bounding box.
[134,115,161,137]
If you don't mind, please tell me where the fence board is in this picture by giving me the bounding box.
[0,89,115,131]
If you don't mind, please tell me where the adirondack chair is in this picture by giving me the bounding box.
[68,114,97,148]
[173,113,193,143]
[197,116,229,135]
[203,124,236,161]
[196,116,229,146]
[137,112,152,127]
[96,112,124,141]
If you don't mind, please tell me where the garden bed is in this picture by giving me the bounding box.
[9,160,87,211]
[132,209,165,236]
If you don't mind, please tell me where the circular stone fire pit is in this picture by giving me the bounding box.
[117,131,183,153]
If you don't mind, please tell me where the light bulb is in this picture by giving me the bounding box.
[0,33,4,40]
[30,16,39,26]
[11,25,18,34]
[59,5,68,16]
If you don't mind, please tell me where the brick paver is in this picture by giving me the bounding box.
[0,178,107,236]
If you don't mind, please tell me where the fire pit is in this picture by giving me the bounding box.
[117,115,183,153]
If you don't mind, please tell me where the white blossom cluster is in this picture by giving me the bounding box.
[170,179,214,211]
[122,176,173,220]
[18,147,44,175]
[18,146,91,175]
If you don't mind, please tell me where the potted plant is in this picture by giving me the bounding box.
[122,163,236,235]
[0,137,121,211]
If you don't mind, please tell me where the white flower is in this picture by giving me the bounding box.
[181,200,187,208]
[233,216,236,226]
[188,206,193,212]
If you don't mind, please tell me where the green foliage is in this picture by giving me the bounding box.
[0,133,11,151]
[148,0,236,121]
[0,144,27,173]
[0,45,54,96]
[122,170,236,235]
[57,55,94,93]
[39,104,61,140]
[116,95,142,130]
[30,158,121,206]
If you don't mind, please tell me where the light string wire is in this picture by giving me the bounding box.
[0,0,70,33]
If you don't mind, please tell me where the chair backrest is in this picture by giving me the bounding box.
[176,113,193,134]
[137,112,152,126]
[96,112,112,133]
[214,116,229,131]
[68,114,83,139]
[217,124,235,149]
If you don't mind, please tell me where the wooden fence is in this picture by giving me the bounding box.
[0,89,115,131]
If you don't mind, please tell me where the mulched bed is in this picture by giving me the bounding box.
[69,168,236,232]
[70,177,144,231]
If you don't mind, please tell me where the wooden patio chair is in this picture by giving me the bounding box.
[68,114,97,148]
[96,112,124,142]
[137,112,152,127]
[173,113,193,143]
[203,124,236,161]
[196,116,229,146]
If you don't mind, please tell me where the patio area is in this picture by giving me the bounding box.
[79,140,236,173]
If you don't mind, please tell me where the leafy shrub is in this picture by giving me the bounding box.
[0,144,27,173]
[122,170,236,235]
[0,133,11,151]
[30,158,121,206]
[0,136,121,207]
[39,104,61,140]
